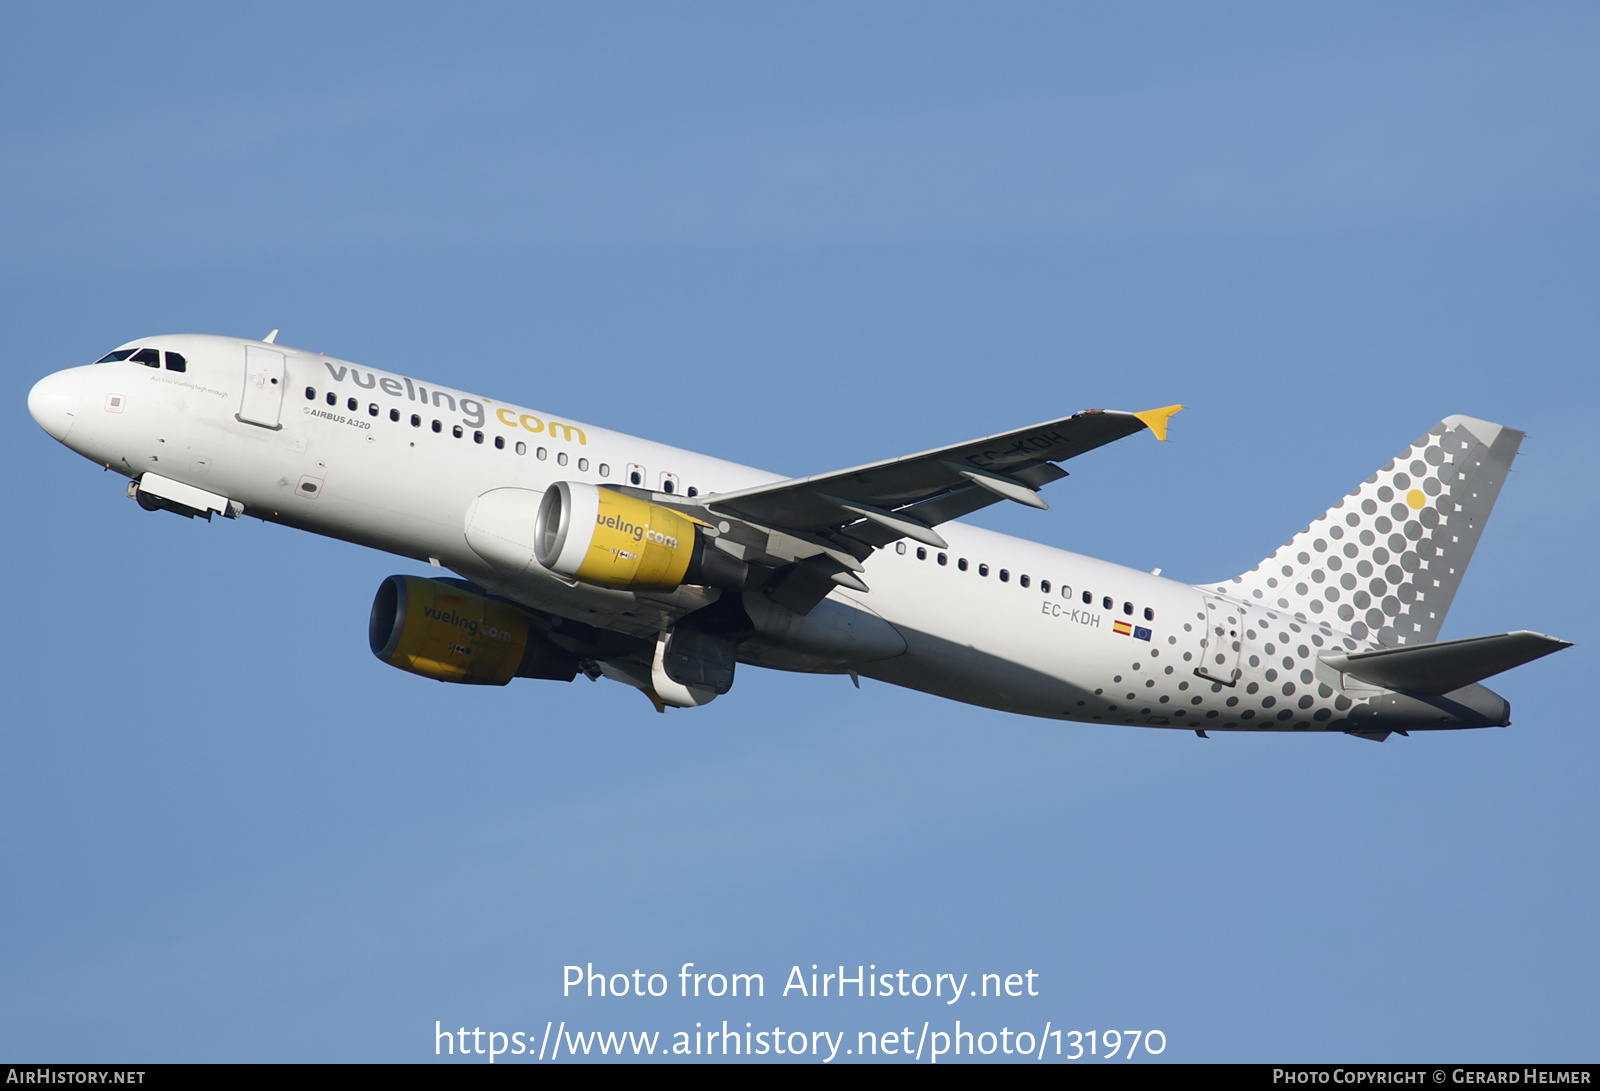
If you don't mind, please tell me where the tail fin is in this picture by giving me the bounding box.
[1219,415,1523,646]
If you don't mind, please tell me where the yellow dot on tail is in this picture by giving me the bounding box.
[1407,489,1426,509]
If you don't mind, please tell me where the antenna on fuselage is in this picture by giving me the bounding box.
[262,329,279,344]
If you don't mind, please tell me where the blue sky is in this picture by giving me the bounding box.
[2,2,1596,1062]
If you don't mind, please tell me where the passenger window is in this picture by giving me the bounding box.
[957,558,968,571]
[1000,569,1010,582]
[895,542,907,555]
[347,398,358,411]
[1082,591,1092,605]
[937,553,948,566]
[368,403,379,417]
[916,547,927,560]
[627,463,644,485]
[452,425,463,438]
[306,387,316,400]
[164,352,186,372]
[494,435,504,449]
[96,349,137,363]
[660,472,679,494]
[1041,580,1051,594]
[1144,607,1155,621]
[578,458,589,471]
[327,393,337,406]
[390,409,400,422]
[1102,596,1112,610]
[687,486,697,497]
[132,348,160,368]
[557,452,568,466]
[979,563,989,577]
[598,463,609,476]
[432,420,442,433]
[1123,602,1132,615]
[1020,575,1030,588]
[537,447,547,460]
[411,414,421,427]
[515,441,526,455]
[473,430,484,444]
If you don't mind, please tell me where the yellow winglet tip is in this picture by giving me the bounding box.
[1134,404,1184,442]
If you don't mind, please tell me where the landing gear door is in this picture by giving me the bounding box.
[238,345,286,429]
[1196,596,1244,686]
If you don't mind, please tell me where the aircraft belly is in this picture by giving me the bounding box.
[739,591,907,673]
[859,626,1077,717]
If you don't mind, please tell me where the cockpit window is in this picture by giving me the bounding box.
[165,352,186,372]
[96,349,137,363]
[131,348,161,368]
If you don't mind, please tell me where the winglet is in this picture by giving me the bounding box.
[1134,404,1184,442]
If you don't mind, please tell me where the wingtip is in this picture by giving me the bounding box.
[1134,404,1184,442]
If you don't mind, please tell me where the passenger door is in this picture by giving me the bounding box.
[237,345,286,429]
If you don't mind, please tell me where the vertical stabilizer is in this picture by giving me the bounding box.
[1216,416,1523,646]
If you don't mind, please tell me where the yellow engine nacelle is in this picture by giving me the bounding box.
[369,575,569,685]
[535,481,738,592]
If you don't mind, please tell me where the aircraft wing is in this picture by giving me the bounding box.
[662,405,1181,612]
[707,405,1181,540]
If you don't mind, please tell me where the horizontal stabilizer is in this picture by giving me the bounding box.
[1321,631,1570,695]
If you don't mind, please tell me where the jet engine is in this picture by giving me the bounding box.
[532,481,750,592]
[368,575,578,684]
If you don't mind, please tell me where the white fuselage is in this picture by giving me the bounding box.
[30,334,1493,734]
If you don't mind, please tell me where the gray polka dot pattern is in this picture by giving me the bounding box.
[1074,416,1525,736]
[1221,416,1522,648]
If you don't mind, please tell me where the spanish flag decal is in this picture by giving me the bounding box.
[1113,620,1132,636]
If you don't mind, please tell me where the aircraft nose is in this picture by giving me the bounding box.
[28,369,82,442]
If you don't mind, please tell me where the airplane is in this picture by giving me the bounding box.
[26,332,1570,741]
